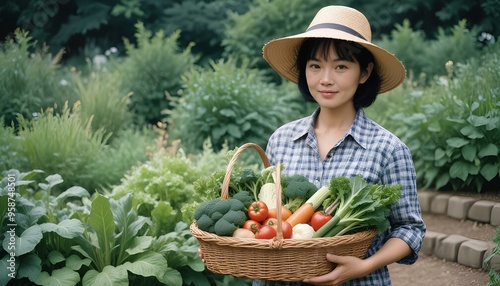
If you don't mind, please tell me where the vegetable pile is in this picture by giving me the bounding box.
[193,165,402,240]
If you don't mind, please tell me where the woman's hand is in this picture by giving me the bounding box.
[198,247,205,262]
[303,254,370,286]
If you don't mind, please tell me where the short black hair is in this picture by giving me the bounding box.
[296,38,381,109]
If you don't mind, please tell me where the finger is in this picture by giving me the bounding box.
[326,253,343,264]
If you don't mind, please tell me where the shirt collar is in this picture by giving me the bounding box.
[291,108,369,149]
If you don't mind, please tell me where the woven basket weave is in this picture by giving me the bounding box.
[190,143,377,281]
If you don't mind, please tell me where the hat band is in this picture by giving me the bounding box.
[306,23,367,41]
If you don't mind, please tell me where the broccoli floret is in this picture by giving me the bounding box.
[222,210,247,226]
[282,174,318,212]
[232,191,253,207]
[211,199,231,216]
[194,196,248,236]
[211,211,224,221]
[228,198,245,211]
[196,214,214,231]
[204,198,221,217]
[194,201,210,221]
[214,218,238,236]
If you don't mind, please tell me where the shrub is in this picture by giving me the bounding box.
[0,29,77,127]
[115,22,195,125]
[378,19,482,83]
[16,102,111,192]
[222,0,326,81]
[0,120,27,172]
[384,44,500,192]
[166,58,304,154]
[88,127,156,190]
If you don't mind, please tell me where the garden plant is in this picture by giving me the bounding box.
[0,0,499,285]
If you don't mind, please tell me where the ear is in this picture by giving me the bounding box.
[359,62,374,84]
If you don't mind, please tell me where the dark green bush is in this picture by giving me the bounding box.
[166,58,304,154]
[222,0,326,81]
[0,29,77,127]
[115,22,196,125]
[378,19,482,82]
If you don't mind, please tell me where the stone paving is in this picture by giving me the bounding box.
[418,191,500,272]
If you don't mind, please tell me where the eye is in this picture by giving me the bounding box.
[336,64,348,70]
[309,63,320,69]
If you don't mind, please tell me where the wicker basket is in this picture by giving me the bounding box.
[190,143,377,281]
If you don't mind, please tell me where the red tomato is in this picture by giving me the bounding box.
[268,206,293,221]
[310,211,333,231]
[255,225,277,239]
[248,201,269,222]
[242,219,262,234]
[263,218,293,239]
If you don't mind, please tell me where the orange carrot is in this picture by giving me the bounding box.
[285,203,315,227]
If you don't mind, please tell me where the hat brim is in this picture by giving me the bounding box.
[262,28,406,94]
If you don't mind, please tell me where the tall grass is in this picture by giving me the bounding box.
[76,68,131,138]
[17,101,111,192]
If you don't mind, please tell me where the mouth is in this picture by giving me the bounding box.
[318,90,338,97]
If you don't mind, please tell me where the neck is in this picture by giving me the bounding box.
[315,106,357,131]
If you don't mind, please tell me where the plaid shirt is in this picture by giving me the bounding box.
[253,108,426,286]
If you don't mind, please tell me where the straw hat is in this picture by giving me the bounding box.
[262,5,406,93]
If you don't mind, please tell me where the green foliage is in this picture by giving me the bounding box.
[89,127,155,190]
[159,0,248,65]
[52,1,112,48]
[110,139,230,235]
[116,22,196,125]
[0,170,89,285]
[0,29,77,127]
[0,121,27,172]
[166,58,303,154]
[72,193,173,285]
[378,19,482,82]
[485,226,500,285]
[374,44,500,192]
[16,102,111,192]
[222,0,327,80]
[75,68,132,138]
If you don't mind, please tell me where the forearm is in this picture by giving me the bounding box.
[364,237,412,271]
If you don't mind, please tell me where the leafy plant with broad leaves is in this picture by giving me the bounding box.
[383,43,500,192]
[0,169,89,285]
[72,192,174,285]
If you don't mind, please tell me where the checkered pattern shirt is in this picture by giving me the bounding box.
[253,108,426,286]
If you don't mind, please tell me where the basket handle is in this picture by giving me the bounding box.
[221,143,270,199]
[221,143,285,243]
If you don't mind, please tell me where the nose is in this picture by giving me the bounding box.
[319,69,334,86]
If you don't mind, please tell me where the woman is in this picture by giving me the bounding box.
[258,5,426,286]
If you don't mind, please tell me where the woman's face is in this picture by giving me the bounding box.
[305,45,372,111]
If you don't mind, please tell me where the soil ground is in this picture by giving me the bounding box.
[389,189,499,286]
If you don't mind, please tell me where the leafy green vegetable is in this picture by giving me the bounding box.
[229,166,276,201]
[313,175,402,237]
